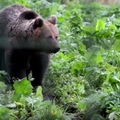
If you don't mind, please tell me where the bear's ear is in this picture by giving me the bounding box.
[48,15,57,25]
[33,18,43,29]
[20,10,38,20]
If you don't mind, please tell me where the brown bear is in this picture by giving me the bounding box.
[0,4,60,86]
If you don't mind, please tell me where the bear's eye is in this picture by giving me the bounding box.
[55,36,58,39]
[48,35,52,39]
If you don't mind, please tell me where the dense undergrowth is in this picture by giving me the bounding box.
[1,0,120,120]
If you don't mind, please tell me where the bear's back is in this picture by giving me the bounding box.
[0,4,28,36]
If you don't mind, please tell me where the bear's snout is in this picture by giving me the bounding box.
[52,47,60,53]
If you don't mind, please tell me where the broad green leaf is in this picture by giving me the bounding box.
[83,26,95,34]
[78,42,86,54]
[104,63,117,73]
[96,20,105,31]
[70,61,86,75]
[0,104,3,107]
[109,23,117,31]
[35,86,43,101]
[13,78,33,96]
[108,112,115,120]
[49,3,60,15]
[15,101,25,108]
[0,70,8,76]
[0,107,14,120]
[112,39,120,52]
[85,46,101,65]
[0,81,8,93]
[5,103,16,108]
[0,81,6,89]
[92,114,104,120]
[96,54,103,64]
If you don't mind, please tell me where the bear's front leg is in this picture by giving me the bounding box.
[29,53,50,87]
[0,48,7,71]
[5,49,30,83]
[8,65,27,84]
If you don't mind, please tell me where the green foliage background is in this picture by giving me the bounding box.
[1,0,120,120]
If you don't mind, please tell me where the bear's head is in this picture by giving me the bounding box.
[18,11,60,53]
[32,16,60,53]
[8,10,60,54]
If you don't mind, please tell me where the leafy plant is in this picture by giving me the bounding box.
[1,1,120,120]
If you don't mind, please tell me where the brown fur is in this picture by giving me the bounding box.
[0,4,60,86]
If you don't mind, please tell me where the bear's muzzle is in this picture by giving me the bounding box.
[52,47,60,53]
